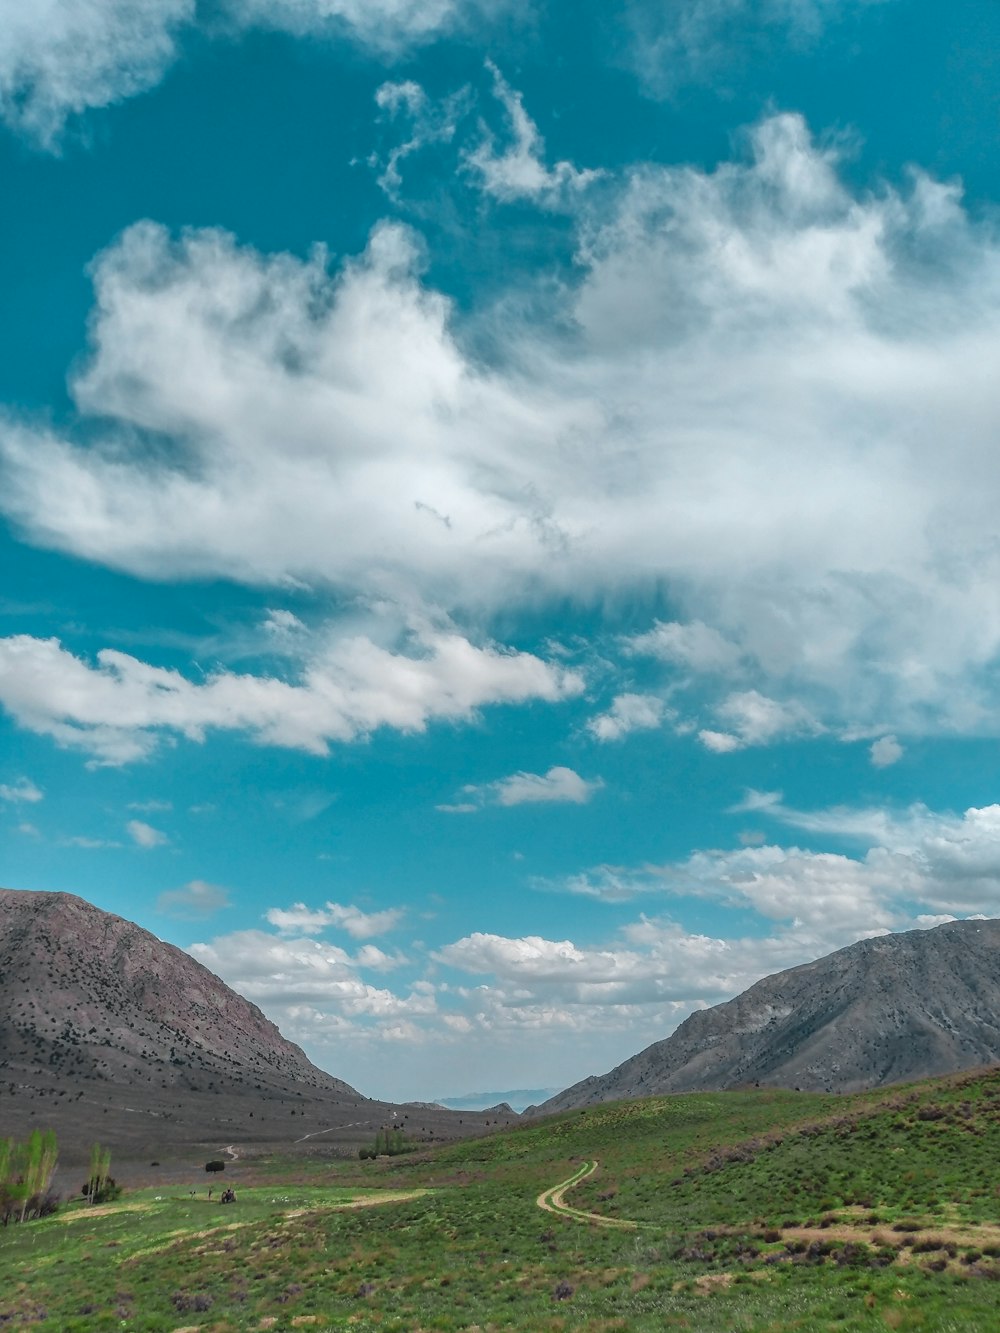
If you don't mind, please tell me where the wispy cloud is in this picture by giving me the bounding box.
[126,819,169,849]
[0,0,490,149]
[157,879,231,918]
[265,900,406,939]
[440,766,604,812]
[464,61,600,208]
[0,776,42,803]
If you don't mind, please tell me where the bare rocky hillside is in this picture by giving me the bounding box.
[528,918,1000,1115]
[0,888,512,1162]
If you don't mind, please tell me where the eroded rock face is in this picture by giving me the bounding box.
[530,919,1000,1114]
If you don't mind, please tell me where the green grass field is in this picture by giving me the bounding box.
[5,1068,1000,1330]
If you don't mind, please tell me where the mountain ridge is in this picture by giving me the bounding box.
[527,918,1000,1115]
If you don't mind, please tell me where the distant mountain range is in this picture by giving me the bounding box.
[435,1088,557,1113]
[0,888,513,1161]
[527,918,1000,1115]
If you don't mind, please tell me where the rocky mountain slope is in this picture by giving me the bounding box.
[528,918,1000,1115]
[0,888,513,1161]
[0,888,355,1097]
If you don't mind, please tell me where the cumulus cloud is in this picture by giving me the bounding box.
[870,734,904,767]
[0,629,580,765]
[188,929,429,1015]
[156,879,230,918]
[265,900,405,939]
[0,776,42,803]
[725,792,1000,917]
[698,690,823,752]
[434,907,885,1015]
[126,818,168,848]
[587,693,666,742]
[0,0,482,148]
[441,765,604,812]
[5,116,1000,741]
[465,61,599,207]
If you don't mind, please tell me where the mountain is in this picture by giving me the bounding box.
[435,1088,558,1113]
[527,918,1000,1115]
[0,888,354,1097]
[0,888,514,1162]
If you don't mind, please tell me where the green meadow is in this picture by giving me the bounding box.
[5,1069,1000,1331]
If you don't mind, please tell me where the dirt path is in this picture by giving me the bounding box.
[536,1161,637,1230]
[293,1119,370,1144]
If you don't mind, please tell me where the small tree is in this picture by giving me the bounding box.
[85,1142,112,1205]
[17,1130,58,1223]
[1,1130,58,1223]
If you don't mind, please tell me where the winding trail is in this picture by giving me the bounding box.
[536,1160,637,1230]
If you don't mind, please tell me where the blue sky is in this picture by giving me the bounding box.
[3,0,1000,1102]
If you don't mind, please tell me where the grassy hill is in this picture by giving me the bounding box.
[5,1067,1000,1330]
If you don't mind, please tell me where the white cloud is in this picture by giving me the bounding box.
[126,818,168,848]
[698,691,823,752]
[717,690,823,745]
[188,928,432,1015]
[870,734,904,767]
[698,729,745,754]
[720,795,1000,916]
[626,620,742,673]
[233,0,477,52]
[0,0,193,148]
[374,79,468,198]
[0,629,580,765]
[587,692,665,742]
[261,609,308,649]
[465,61,598,208]
[156,879,230,918]
[0,0,483,148]
[492,766,603,806]
[625,0,891,98]
[5,117,1000,740]
[0,776,43,803]
[442,765,604,812]
[265,900,405,939]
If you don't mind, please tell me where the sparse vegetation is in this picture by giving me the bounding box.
[358,1125,417,1159]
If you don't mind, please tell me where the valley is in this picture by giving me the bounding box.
[6,1066,1000,1330]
